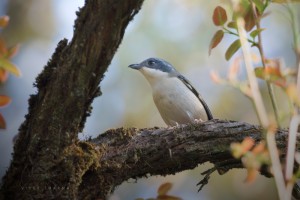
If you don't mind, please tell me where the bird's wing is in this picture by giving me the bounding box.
[176,74,213,120]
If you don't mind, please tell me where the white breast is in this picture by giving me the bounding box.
[139,67,208,126]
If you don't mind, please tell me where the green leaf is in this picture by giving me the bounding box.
[250,28,265,39]
[209,30,224,55]
[212,6,227,26]
[0,58,21,77]
[225,39,241,61]
[252,0,265,14]
[227,21,237,29]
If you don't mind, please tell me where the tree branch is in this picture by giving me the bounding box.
[77,119,293,199]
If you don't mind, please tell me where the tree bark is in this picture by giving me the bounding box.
[0,1,296,200]
[0,0,144,199]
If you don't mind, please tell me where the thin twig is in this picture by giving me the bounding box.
[266,131,287,200]
[251,2,281,127]
[231,0,287,199]
[285,116,300,200]
[235,17,269,127]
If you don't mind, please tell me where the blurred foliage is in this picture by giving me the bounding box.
[136,183,182,200]
[0,15,20,129]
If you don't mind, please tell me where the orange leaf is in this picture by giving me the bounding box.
[0,16,9,28]
[228,57,241,81]
[0,113,6,129]
[157,195,182,200]
[255,66,286,87]
[252,142,266,154]
[244,8,256,32]
[158,183,173,196]
[209,30,224,55]
[210,71,222,84]
[241,137,255,153]
[0,69,9,83]
[245,168,258,183]
[0,95,11,107]
[0,38,7,56]
[212,6,227,26]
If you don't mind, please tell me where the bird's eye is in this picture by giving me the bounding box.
[148,60,155,66]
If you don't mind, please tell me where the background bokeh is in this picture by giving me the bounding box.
[0,0,298,199]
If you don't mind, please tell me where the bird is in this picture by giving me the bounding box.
[128,58,213,126]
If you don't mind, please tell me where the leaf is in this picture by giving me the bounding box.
[225,39,241,60]
[0,58,21,77]
[210,71,222,84]
[212,6,227,26]
[0,113,6,129]
[286,84,300,107]
[0,69,8,83]
[250,28,265,39]
[0,16,9,28]
[0,95,11,107]
[245,168,258,183]
[254,66,286,87]
[252,0,265,14]
[7,44,20,59]
[252,142,266,155]
[209,30,224,55]
[241,137,255,153]
[158,183,172,196]
[244,8,256,32]
[227,21,237,29]
[157,195,182,200]
[0,38,7,56]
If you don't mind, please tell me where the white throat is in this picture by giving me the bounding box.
[139,67,170,88]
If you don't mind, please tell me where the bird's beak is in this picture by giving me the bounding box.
[128,63,142,70]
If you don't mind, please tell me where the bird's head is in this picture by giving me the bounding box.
[128,58,177,84]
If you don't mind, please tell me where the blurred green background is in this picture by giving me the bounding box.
[0,0,298,199]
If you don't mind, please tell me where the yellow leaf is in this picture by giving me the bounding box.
[157,183,173,196]
[286,84,300,106]
[0,58,21,77]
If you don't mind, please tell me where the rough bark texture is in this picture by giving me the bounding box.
[0,1,296,200]
[0,0,144,199]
